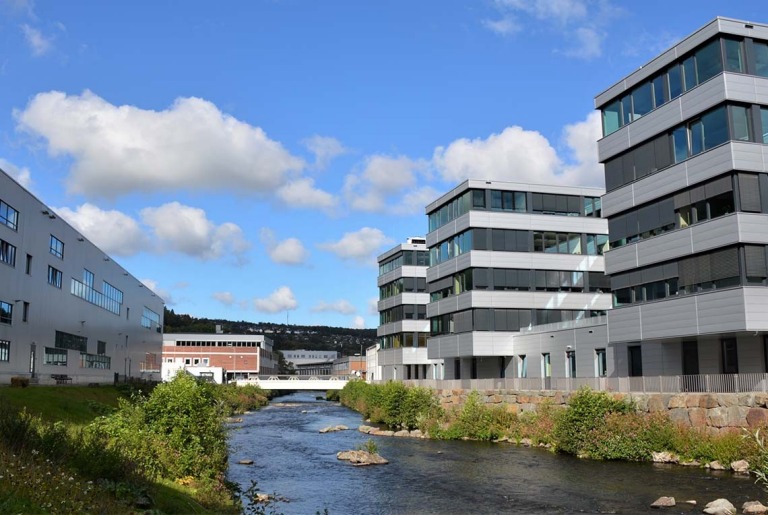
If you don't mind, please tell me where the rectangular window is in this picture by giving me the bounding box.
[97,340,106,355]
[0,200,18,231]
[566,350,576,378]
[22,302,28,322]
[48,266,62,288]
[0,301,12,325]
[596,349,607,377]
[732,105,751,141]
[724,38,744,73]
[83,269,94,287]
[25,254,31,275]
[49,235,64,259]
[631,82,653,119]
[628,345,643,377]
[761,108,768,144]
[542,353,551,378]
[667,64,682,99]
[0,340,8,362]
[0,239,16,267]
[695,39,722,83]
[652,74,667,108]
[602,100,621,135]
[756,42,768,77]
[80,353,111,369]
[518,355,527,378]
[55,331,87,352]
[44,347,67,366]
[721,338,738,374]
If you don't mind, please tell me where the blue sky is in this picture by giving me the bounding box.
[0,1,764,329]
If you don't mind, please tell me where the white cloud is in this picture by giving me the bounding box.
[139,278,172,305]
[14,90,304,198]
[311,300,356,315]
[276,177,338,212]
[484,0,617,60]
[560,111,603,186]
[318,227,393,263]
[343,155,428,214]
[303,135,347,170]
[140,202,250,262]
[434,126,561,184]
[259,228,309,265]
[433,112,602,187]
[55,203,149,256]
[392,186,443,216]
[253,286,298,313]
[352,316,366,329]
[367,297,379,315]
[0,158,32,189]
[212,291,235,306]
[20,24,52,56]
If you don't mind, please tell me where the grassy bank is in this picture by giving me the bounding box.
[339,380,768,471]
[0,376,270,514]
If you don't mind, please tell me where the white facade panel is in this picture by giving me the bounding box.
[743,288,768,332]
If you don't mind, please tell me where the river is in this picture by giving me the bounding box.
[227,392,767,514]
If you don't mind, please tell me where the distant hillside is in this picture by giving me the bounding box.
[163,308,377,357]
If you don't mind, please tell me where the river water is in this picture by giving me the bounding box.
[227,392,767,514]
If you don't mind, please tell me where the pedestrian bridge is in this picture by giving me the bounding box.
[236,375,351,390]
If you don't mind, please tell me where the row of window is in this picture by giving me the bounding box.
[378,332,429,350]
[379,304,428,324]
[43,347,112,368]
[428,268,611,302]
[379,276,427,300]
[427,188,602,232]
[504,349,607,379]
[171,340,264,347]
[429,228,609,265]
[612,245,767,307]
[430,308,604,336]
[608,173,759,248]
[378,250,430,276]
[141,307,161,329]
[71,274,124,315]
[602,35,768,136]
[605,102,768,192]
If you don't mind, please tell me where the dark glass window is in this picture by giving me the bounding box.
[724,38,744,73]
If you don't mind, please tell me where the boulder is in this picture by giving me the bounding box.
[237,459,254,465]
[706,460,726,471]
[747,408,768,428]
[703,498,736,515]
[336,450,388,466]
[519,438,532,447]
[651,451,679,464]
[679,459,700,467]
[743,501,768,514]
[372,429,395,437]
[730,459,749,473]
[393,430,410,437]
[650,496,675,508]
[319,425,348,433]
[358,425,375,434]
[410,429,424,438]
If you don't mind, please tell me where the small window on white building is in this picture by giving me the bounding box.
[184,358,191,365]
[202,358,210,366]
[166,358,173,363]
[193,358,200,366]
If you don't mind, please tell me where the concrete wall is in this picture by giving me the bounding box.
[435,388,768,433]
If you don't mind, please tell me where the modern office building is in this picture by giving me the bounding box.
[596,17,768,378]
[425,180,612,379]
[0,167,165,385]
[281,349,338,375]
[162,333,276,381]
[376,237,443,380]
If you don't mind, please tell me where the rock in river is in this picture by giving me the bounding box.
[337,450,389,466]
[703,498,736,515]
[650,496,675,508]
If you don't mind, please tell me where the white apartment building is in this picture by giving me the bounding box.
[377,238,443,380]
[0,167,164,385]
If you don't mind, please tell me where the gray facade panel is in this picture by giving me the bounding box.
[739,213,768,243]
[641,297,699,340]
[696,289,746,334]
[604,245,638,275]
[744,288,768,331]
[606,307,643,343]
[631,162,690,208]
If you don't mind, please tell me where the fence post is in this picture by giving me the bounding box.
[735,374,740,394]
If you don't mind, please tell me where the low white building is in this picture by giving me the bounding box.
[0,167,164,385]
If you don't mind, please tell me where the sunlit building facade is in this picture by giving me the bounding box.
[597,17,768,377]
[425,180,612,379]
[376,238,443,380]
[0,167,164,385]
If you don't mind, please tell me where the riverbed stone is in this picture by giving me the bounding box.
[742,501,768,514]
[336,450,388,466]
[730,460,749,474]
[393,430,410,437]
[358,425,375,434]
[410,429,424,438]
[372,429,395,437]
[319,425,348,433]
[651,451,679,464]
[706,461,727,470]
[237,459,254,465]
[703,498,736,515]
[650,496,675,508]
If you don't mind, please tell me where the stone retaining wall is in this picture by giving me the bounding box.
[435,389,768,432]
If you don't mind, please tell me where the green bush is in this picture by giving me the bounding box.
[553,387,634,456]
[339,380,441,430]
[215,384,268,415]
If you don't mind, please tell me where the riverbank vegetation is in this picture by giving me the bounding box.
[339,381,765,469]
[0,375,270,513]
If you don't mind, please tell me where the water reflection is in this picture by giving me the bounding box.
[228,392,765,514]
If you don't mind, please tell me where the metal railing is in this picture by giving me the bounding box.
[399,373,768,394]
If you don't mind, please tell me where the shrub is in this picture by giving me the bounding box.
[434,391,515,441]
[553,387,634,456]
[10,376,29,388]
[584,411,675,461]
